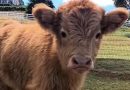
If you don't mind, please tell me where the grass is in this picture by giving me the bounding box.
[85,27,130,90]
[84,58,130,90]
[84,73,130,90]
[97,27,130,60]
[96,59,130,72]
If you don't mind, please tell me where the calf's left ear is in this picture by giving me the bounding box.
[101,8,129,34]
[32,3,56,29]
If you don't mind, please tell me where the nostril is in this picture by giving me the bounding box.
[85,59,91,65]
[72,57,79,65]
[70,56,92,66]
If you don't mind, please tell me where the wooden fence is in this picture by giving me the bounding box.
[0,12,35,21]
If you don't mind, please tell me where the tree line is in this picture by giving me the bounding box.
[114,0,130,9]
[26,0,55,14]
[0,0,54,12]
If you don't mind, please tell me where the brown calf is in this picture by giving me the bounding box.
[0,0,129,90]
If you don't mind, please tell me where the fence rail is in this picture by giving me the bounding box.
[0,12,35,21]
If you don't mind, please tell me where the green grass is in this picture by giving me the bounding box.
[84,28,130,90]
[84,73,130,90]
[97,27,130,60]
[96,59,130,72]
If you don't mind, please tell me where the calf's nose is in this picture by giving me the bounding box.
[71,56,92,66]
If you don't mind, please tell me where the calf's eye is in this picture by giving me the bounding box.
[61,31,67,38]
[95,32,101,39]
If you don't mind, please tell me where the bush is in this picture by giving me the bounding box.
[0,4,11,6]
[0,6,26,11]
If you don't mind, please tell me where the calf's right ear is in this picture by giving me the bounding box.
[32,3,56,29]
[101,8,129,34]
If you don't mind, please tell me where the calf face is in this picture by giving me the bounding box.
[33,1,128,74]
[57,7,102,73]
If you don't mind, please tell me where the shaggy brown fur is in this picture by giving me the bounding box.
[0,0,129,90]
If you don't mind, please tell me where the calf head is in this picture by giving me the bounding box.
[33,0,129,74]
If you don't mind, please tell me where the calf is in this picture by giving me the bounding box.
[0,0,128,90]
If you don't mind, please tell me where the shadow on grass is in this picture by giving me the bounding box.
[91,58,130,80]
[125,33,130,38]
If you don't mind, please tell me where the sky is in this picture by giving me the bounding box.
[23,0,29,5]
[23,0,116,12]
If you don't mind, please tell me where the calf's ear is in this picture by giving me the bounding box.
[32,3,56,29]
[101,8,129,34]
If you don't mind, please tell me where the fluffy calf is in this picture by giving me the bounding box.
[0,0,129,90]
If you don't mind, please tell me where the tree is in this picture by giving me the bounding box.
[26,0,36,14]
[114,0,130,20]
[26,0,55,14]
[114,0,130,9]
[36,0,55,8]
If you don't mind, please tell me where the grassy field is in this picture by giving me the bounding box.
[97,27,130,59]
[84,73,130,90]
[0,18,130,90]
[85,27,130,90]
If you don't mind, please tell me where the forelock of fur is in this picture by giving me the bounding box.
[57,0,105,16]
[57,0,104,39]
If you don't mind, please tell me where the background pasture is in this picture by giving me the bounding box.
[85,28,130,90]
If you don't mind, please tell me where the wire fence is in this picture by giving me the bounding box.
[0,12,130,60]
[97,27,130,60]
